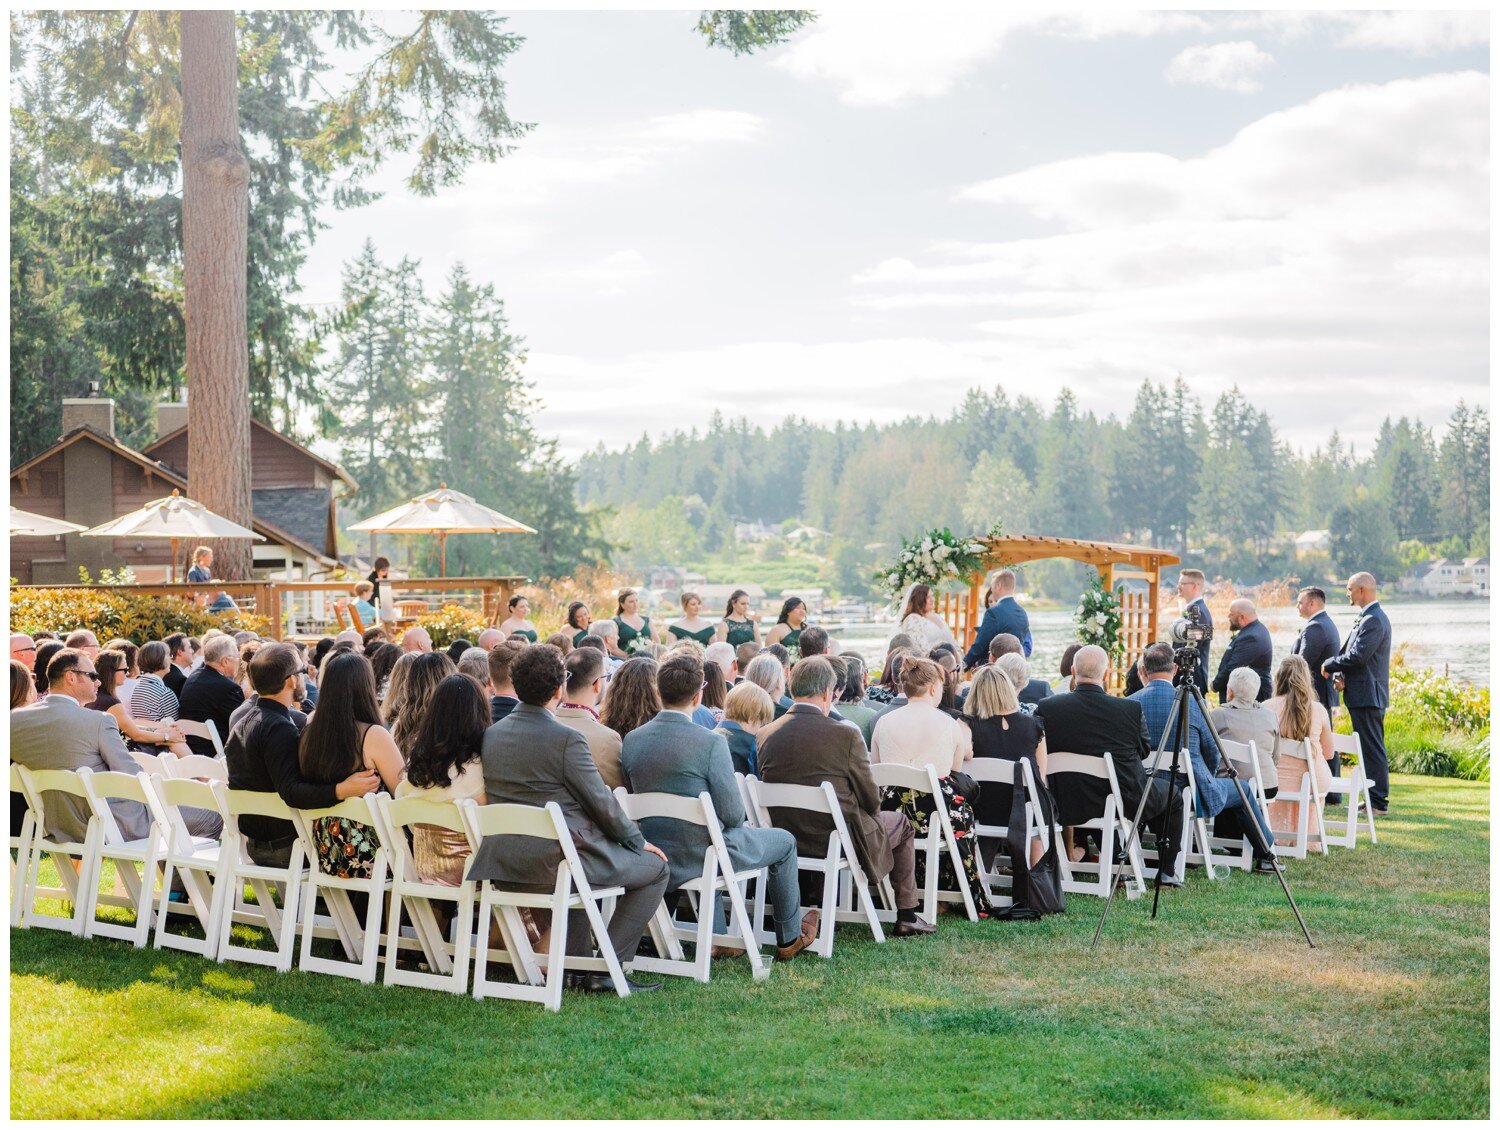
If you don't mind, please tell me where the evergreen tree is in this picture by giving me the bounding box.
[1372,417,1439,541]
[1439,402,1489,546]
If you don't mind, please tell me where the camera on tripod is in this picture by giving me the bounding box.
[1168,602,1213,667]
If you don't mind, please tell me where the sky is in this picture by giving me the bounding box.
[299,9,1491,460]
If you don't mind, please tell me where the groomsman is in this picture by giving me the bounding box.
[1322,572,1392,815]
[963,569,1032,669]
[1174,569,1212,694]
[1292,586,1341,760]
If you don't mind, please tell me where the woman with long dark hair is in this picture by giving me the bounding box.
[395,674,490,886]
[897,584,957,655]
[721,589,760,648]
[298,651,404,878]
[764,597,807,657]
[566,601,593,646]
[599,656,661,739]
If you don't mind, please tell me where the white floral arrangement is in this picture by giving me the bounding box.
[1074,571,1124,662]
[878,524,1000,599]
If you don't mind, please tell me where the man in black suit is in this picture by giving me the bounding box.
[162,632,192,697]
[1211,599,1273,703]
[1174,569,1212,694]
[1034,645,1189,884]
[1323,572,1393,814]
[177,635,245,756]
[1292,586,1341,776]
[486,640,524,723]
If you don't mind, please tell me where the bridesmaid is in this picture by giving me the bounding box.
[612,587,657,658]
[497,595,538,642]
[566,600,594,646]
[764,597,807,656]
[721,589,761,649]
[667,591,723,646]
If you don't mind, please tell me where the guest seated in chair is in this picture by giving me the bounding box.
[621,652,818,962]
[467,644,671,994]
[1209,667,1280,800]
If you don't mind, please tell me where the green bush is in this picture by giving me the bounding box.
[1342,666,1491,782]
[10,586,272,642]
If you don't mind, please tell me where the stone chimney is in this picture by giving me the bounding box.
[156,401,189,440]
[61,396,115,438]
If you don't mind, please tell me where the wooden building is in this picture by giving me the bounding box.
[9,398,357,584]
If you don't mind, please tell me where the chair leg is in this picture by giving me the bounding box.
[544,897,568,1012]
[725,876,769,982]
[816,863,839,957]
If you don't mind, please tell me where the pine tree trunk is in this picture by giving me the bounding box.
[180,11,254,579]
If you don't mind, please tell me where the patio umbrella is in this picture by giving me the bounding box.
[10,507,87,537]
[79,488,262,582]
[347,483,536,576]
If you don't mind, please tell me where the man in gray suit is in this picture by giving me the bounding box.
[11,648,220,843]
[467,644,670,994]
[621,653,818,962]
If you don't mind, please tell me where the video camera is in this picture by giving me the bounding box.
[1167,602,1213,667]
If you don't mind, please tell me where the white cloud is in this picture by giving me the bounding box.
[770,10,1206,106]
[632,109,766,145]
[850,71,1488,449]
[1229,10,1488,54]
[1165,41,1275,93]
[564,248,653,295]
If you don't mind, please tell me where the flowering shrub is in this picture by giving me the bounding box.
[9,586,270,641]
[416,603,491,648]
[1074,571,1124,663]
[1389,665,1489,733]
[878,523,1000,599]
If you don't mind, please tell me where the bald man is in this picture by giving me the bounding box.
[402,627,433,654]
[1322,572,1392,814]
[1211,598,1272,703]
[476,628,506,651]
[10,634,36,665]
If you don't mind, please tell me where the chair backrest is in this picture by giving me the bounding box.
[166,753,228,783]
[457,798,566,845]
[1046,751,1123,823]
[1278,737,1316,765]
[173,718,225,758]
[18,766,94,840]
[129,751,170,776]
[221,786,296,824]
[1330,731,1362,762]
[870,761,938,794]
[80,769,159,845]
[348,603,366,633]
[750,779,835,816]
[374,794,468,884]
[614,788,711,828]
[333,601,351,631]
[966,758,1018,785]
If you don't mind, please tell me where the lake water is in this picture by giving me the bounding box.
[825,598,1490,686]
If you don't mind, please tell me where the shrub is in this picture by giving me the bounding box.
[416,603,489,648]
[516,564,633,638]
[9,587,271,642]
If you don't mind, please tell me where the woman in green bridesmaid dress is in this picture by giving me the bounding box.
[721,589,761,649]
[497,594,539,643]
[765,596,807,658]
[667,591,724,647]
[612,588,657,657]
[566,600,594,646]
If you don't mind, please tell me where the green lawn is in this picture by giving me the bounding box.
[11,773,1489,1119]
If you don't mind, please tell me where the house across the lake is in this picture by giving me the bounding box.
[1399,556,1489,598]
[9,397,357,585]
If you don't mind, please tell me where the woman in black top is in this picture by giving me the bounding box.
[961,665,1047,864]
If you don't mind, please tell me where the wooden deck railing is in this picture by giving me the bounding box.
[12,577,528,641]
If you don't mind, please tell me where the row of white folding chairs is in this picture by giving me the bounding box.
[128,749,228,782]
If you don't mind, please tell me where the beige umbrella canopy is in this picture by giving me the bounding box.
[348,483,536,576]
[80,488,263,582]
[10,507,88,537]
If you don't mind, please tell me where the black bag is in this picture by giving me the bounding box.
[1006,753,1066,916]
[948,770,981,806]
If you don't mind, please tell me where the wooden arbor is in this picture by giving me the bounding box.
[936,534,1181,673]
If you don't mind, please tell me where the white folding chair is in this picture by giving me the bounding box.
[457,799,629,1010]
[172,718,225,758]
[1268,738,1328,860]
[1143,744,1221,880]
[869,762,979,922]
[965,756,1043,908]
[1324,732,1378,847]
[14,766,103,935]
[129,750,172,777]
[747,778,886,957]
[151,776,233,956]
[1047,753,1148,898]
[291,796,390,983]
[10,764,67,928]
[164,753,228,783]
[215,788,307,972]
[614,789,770,984]
[78,769,169,947]
[1203,738,1272,872]
[373,795,477,994]
[734,773,762,828]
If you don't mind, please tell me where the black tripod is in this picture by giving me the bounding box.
[1090,648,1315,949]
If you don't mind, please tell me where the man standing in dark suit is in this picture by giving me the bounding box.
[177,635,245,756]
[1323,572,1393,815]
[1211,599,1273,703]
[963,569,1032,669]
[1034,645,1190,884]
[468,644,671,994]
[1292,586,1341,775]
[1174,569,1212,694]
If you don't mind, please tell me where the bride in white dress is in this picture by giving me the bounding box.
[896,583,956,655]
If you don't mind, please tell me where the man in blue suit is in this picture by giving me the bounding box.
[1174,569,1213,695]
[1292,586,1341,775]
[963,568,1031,669]
[1132,644,1277,874]
[1211,599,1273,703]
[1323,572,1392,814]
